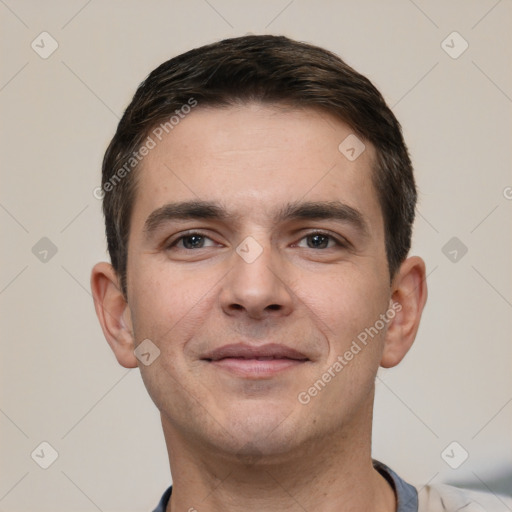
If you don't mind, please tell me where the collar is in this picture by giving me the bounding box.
[152,460,418,512]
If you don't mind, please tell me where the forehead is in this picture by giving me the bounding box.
[130,103,382,234]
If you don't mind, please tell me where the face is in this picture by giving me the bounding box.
[100,103,410,461]
[121,103,394,458]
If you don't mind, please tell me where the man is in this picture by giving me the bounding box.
[91,35,502,511]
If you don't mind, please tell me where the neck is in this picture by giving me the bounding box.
[162,401,396,512]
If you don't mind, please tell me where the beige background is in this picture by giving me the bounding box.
[1,1,511,511]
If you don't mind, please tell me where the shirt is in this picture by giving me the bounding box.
[152,460,416,512]
[152,460,511,511]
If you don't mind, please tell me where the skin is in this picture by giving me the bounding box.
[91,103,427,512]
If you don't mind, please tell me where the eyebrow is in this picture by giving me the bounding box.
[143,199,368,238]
[278,200,368,236]
[143,200,228,237]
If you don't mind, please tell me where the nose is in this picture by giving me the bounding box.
[219,241,294,320]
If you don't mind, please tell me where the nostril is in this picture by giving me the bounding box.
[266,304,281,311]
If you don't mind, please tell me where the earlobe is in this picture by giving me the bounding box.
[380,256,428,368]
[90,262,138,368]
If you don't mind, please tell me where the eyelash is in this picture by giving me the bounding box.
[165,230,348,250]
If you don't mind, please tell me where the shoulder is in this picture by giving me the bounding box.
[416,483,512,512]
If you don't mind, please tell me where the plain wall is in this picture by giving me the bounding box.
[1,1,511,510]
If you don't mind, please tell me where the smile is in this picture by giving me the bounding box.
[202,343,309,378]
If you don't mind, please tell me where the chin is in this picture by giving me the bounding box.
[208,401,308,461]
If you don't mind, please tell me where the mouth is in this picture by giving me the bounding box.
[201,343,309,378]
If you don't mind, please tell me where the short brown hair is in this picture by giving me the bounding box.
[101,35,416,296]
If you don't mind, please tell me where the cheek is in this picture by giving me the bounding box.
[293,270,389,421]
[295,265,389,346]
[128,260,219,345]
[128,265,220,415]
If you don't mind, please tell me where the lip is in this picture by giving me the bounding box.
[202,343,309,378]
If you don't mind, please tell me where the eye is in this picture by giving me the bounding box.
[296,232,345,249]
[167,232,217,250]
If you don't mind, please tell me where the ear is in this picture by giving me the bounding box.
[380,256,428,368]
[90,262,138,368]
